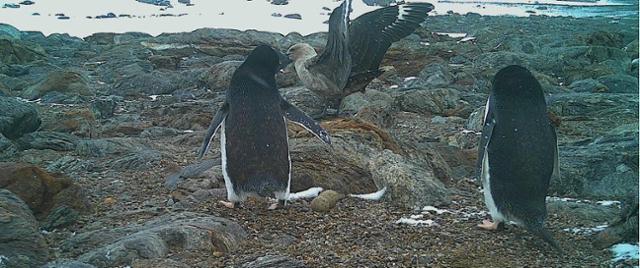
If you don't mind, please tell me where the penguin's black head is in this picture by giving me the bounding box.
[492,65,543,97]
[240,45,281,75]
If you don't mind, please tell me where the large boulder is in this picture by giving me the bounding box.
[280,86,326,119]
[200,60,242,91]
[0,189,49,268]
[553,125,638,199]
[15,131,80,151]
[21,70,91,100]
[394,87,463,116]
[368,150,450,208]
[0,38,44,65]
[0,163,91,220]
[548,93,639,199]
[0,23,22,39]
[60,212,247,267]
[597,74,639,93]
[0,96,41,139]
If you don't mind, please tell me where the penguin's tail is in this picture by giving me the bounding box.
[527,223,563,253]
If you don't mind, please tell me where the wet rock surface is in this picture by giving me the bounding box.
[0,14,637,267]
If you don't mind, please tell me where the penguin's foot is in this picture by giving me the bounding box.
[478,219,501,231]
[219,200,236,209]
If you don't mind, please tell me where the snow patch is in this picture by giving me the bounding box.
[403,76,417,82]
[396,218,438,227]
[547,196,623,207]
[611,243,640,263]
[562,224,607,235]
[349,187,386,200]
[288,187,323,200]
[596,200,621,207]
[0,256,8,265]
[458,36,476,43]
[435,32,467,38]
[421,205,449,215]
[182,130,194,133]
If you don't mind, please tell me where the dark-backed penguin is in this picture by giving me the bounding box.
[477,65,561,250]
[198,45,331,209]
[287,0,434,110]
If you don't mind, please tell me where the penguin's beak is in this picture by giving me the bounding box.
[276,50,293,73]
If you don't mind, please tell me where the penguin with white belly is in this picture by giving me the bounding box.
[198,45,331,209]
[477,65,561,250]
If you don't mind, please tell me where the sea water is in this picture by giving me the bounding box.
[0,0,637,37]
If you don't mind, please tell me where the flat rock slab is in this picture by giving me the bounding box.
[63,212,246,267]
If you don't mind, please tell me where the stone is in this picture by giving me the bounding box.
[149,55,179,70]
[280,86,326,119]
[284,14,302,20]
[288,118,405,194]
[0,133,18,160]
[0,96,41,139]
[0,38,44,65]
[41,260,97,268]
[597,74,639,93]
[68,212,246,267]
[41,205,80,231]
[90,96,119,119]
[241,255,305,268]
[405,63,454,89]
[568,79,609,93]
[339,89,393,116]
[0,23,22,39]
[131,258,189,268]
[164,159,217,190]
[46,156,94,174]
[593,197,638,249]
[624,39,639,59]
[394,88,462,116]
[106,149,161,170]
[16,131,80,151]
[75,138,150,157]
[200,60,242,91]
[585,31,624,48]
[368,150,450,208]
[0,189,49,268]
[39,107,96,137]
[22,70,91,100]
[111,70,199,96]
[544,94,639,200]
[310,190,345,212]
[0,163,91,219]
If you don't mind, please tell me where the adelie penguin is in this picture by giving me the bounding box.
[198,45,331,210]
[477,65,561,250]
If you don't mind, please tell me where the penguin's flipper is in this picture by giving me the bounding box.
[475,95,496,182]
[198,102,229,159]
[551,124,560,179]
[281,99,331,145]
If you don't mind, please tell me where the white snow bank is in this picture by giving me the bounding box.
[349,187,386,200]
[611,243,639,263]
[396,218,438,227]
[421,205,449,215]
[562,224,608,235]
[288,187,323,200]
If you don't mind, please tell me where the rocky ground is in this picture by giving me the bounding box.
[0,13,638,268]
